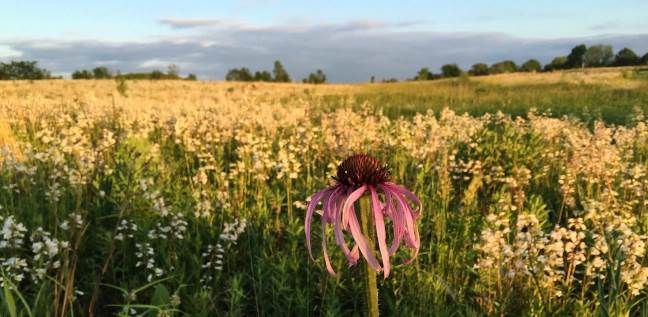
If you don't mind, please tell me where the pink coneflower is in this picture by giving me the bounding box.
[305,154,421,278]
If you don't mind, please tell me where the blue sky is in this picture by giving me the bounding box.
[2,1,648,81]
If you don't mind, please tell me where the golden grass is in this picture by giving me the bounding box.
[472,66,642,88]
[0,118,21,162]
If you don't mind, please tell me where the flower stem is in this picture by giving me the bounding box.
[359,197,379,317]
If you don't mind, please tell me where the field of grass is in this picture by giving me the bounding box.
[1,67,648,316]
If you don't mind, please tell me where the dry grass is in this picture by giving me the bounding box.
[473,66,643,88]
[0,117,21,162]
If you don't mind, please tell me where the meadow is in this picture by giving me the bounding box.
[1,67,648,316]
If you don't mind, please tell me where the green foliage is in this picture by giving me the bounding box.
[441,64,462,77]
[490,60,518,74]
[254,70,272,82]
[641,53,648,65]
[584,45,614,67]
[615,47,640,66]
[226,68,253,82]
[349,77,648,125]
[93,66,112,79]
[72,69,94,79]
[72,66,113,79]
[186,73,198,81]
[0,61,51,80]
[272,60,291,82]
[544,56,567,71]
[167,64,180,78]
[116,71,180,80]
[469,63,490,76]
[566,44,587,68]
[303,69,327,84]
[415,67,431,80]
[520,59,542,72]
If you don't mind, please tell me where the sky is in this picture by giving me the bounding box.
[1,0,648,82]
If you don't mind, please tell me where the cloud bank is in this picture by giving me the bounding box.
[2,18,647,82]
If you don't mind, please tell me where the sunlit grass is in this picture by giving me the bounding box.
[0,68,647,316]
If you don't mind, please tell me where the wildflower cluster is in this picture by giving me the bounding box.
[200,218,247,289]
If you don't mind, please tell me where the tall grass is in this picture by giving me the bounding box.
[0,74,647,316]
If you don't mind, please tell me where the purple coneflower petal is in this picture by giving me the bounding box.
[370,186,391,278]
[321,221,336,275]
[343,185,382,271]
[330,187,359,265]
[347,209,382,271]
[385,182,422,216]
[307,155,422,276]
[306,188,332,261]
[392,190,420,263]
[382,188,403,255]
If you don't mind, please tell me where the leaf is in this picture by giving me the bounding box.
[2,283,17,317]
[150,284,170,307]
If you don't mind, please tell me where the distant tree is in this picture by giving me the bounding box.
[272,60,291,82]
[370,75,375,83]
[92,66,112,79]
[544,56,567,71]
[520,59,542,72]
[225,68,253,81]
[150,70,164,80]
[72,69,94,79]
[642,53,648,65]
[566,44,587,68]
[614,48,640,66]
[167,64,180,78]
[490,60,518,74]
[303,69,327,84]
[441,64,462,77]
[0,61,51,80]
[253,70,272,82]
[415,67,432,80]
[469,63,490,76]
[584,45,614,67]
[113,70,185,80]
[186,73,197,81]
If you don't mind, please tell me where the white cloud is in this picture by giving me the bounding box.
[0,45,22,58]
[2,19,648,82]
[158,17,223,29]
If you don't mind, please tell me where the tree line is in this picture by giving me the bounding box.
[72,64,197,81]
[1,44,646,82]
[412,44,648,81]
[225,60,327,84]
[0,61,56,80]
[0,61,197,81]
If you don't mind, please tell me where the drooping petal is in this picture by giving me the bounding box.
[345,204,361,265]
[382,187,403,255]
[324,186,342,223]
[330,187,359,265]
[347,209,382,271]
[342,186,365,229]
[343,185,382,271]
[370,186,391,278]
[321,221,336,276]
[385,182,422,216]
[305,187,333,261]
[392,190,420,263]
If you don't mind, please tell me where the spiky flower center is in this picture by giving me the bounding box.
[334,154,390,186]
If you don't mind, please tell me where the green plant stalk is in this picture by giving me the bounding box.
[359,197,379,317]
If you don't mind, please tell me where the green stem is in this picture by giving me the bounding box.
[359,197,379,317]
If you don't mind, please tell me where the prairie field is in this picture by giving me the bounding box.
[1,68,648,316]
